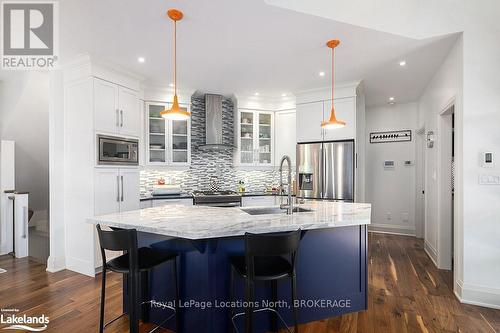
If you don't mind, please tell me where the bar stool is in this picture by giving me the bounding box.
[229,229,301,333]
[96,225,180,333]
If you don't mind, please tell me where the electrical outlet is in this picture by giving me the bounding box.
[402,213,409,222]
[386,212,392,220]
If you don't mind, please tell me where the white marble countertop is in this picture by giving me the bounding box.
[88,200,371,240]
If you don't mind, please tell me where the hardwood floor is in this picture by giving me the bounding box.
[0,233,499,332]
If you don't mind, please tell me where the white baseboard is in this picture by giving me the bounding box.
[46,255,66,273]
[424,240,439,267]
[455,279,500,309]
[65,256,95,277]
[368,223,415,236]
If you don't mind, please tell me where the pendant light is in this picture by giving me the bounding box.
[160,9,191,120]
[321,39,346,129]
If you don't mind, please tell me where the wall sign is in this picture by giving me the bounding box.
[370,130,412,144]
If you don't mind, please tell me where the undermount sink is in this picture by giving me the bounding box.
[241,206,313,215]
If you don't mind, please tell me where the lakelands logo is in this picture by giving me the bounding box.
[0,309,49,331]
[1,1,59,70]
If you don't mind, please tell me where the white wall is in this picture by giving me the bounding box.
[365,103,417,235]
[418,37,462,273]
[0,72,50,260]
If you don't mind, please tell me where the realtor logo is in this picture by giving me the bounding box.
[1,1,59,69]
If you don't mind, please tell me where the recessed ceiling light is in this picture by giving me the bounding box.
[281,93,287,97]
[388,101,396,105]
[254,92,259,96]
[137,57,145,63]
[169,83,174,87]
[389,97,395,101]
[319,71,325,77]
[399,60,406,67]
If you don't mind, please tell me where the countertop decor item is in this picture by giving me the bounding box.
[160,9,191,121]
[321,39,346,130]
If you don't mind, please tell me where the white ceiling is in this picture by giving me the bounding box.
[60,0,459,107]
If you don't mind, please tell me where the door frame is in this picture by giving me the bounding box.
[437,99,455,270]
[415,126,426,239]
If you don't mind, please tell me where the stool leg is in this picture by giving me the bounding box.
[141,271,151,323]
[271,280,278,333]
[173,257,181,332]
[129,272,140,333]
[291,275,298,333]
[229,266,235,333]
[99,268,106,333]
[245,279,253,333]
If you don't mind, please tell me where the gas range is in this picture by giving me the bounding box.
[192,190,242,207]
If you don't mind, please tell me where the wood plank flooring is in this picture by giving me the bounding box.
[0,233,498,332]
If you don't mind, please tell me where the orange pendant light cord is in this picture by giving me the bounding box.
[173,18,177,96]
[331,42,334,107]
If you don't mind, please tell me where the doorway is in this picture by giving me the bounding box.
[438,103,454,270]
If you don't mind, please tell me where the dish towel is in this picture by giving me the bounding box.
[0,268,6,274]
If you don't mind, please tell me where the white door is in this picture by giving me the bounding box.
[323,98,356,141]
[119,169,140,212]
[94,78,119,134]
[119,87,141,137]
[275,111,296,166]
[296,101,324,142]
[94,169,120,215]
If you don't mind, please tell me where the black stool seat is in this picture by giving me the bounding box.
[230,256,293,280]
[107,247,177,273]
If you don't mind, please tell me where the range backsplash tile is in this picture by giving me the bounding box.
[140,95,294,196]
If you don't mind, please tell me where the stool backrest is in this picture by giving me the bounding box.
[244,229,301,278]
[96,224,138,272]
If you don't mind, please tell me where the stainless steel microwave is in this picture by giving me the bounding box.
[97,135,139,166]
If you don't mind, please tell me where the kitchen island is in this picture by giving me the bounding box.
[89,200,371,332]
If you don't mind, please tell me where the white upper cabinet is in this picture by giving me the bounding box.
[94,78,141,138]
[118,86,141,137]
[146,102,191,166]
[296,97,357,143]
[274,110,296,166]
[94,79,119,134]
[296,101,324,143]
[323,97,356,141]
[237,110,274,166]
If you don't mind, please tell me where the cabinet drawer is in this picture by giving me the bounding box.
[241,196,277,207]
[152,198,193,207]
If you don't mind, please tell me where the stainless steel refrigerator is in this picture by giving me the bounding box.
[296,140,354,201]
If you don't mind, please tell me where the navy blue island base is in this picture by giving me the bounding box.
[127,225,368,333]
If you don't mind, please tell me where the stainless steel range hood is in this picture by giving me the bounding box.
[198,94,235,150]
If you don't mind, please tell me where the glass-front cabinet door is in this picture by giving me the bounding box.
[256,113,273,165]
[239,111,255,165]
[148,104,167,163]
[146,102,190,166]
[169,119,189,163]
[238,110,273,166]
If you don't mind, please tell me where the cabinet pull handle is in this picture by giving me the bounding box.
[121,175,124,202]
[116,109,120,127]
[120,110,124,127]
[117,175,120,202]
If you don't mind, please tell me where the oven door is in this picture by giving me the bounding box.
[98,135,139,165]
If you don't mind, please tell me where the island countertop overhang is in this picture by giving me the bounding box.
[88,201,371,240]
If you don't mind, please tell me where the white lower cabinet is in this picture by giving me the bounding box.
[140,200,153,209]
[241,196,277,207]
[94,169,140,215]
[152,198,193,207]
